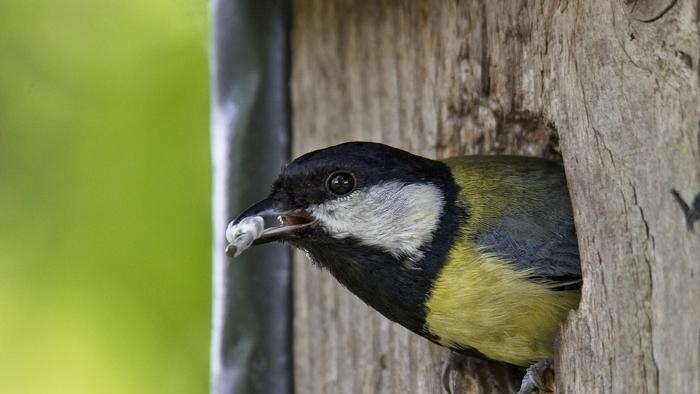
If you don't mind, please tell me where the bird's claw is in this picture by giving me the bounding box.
[514,359,553,394]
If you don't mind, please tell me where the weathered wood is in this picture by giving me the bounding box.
[290,1,700,393]
[551,1,700,394]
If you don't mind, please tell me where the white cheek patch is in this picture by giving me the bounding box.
[308,181,444,261]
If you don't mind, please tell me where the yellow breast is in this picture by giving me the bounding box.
[424,241,580,366]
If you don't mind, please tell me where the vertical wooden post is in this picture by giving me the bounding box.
[553,2,700,393]
[290,1,700,393]
[210,1,292,393]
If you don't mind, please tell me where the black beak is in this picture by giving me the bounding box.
[225,198,316,257]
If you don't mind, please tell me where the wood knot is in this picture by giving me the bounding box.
[624,0,677,22]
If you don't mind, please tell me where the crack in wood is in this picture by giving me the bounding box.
[671,189,700,232]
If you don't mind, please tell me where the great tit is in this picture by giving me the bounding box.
[225,142,581,394]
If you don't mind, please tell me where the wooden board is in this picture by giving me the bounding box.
[290,1,700,393]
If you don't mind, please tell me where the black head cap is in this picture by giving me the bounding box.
[270,142,452,209]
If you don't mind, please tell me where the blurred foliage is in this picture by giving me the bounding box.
[0,1,210,393]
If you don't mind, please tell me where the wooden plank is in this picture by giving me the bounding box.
[290,1,700,393]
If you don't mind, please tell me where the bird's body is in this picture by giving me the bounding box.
[226,142,581,392]
[427,156,580,366]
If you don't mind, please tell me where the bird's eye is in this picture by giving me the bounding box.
[327,171,355,195]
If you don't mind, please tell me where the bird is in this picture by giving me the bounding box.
[225,141,581,394]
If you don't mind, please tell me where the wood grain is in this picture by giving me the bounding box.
[290,1,700,393]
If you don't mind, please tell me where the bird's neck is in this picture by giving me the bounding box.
[302,238,435,336]
[298,198,465,338]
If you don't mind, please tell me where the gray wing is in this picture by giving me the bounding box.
[474,210,581,282]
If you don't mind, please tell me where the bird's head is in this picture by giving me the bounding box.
[227,142,461,265]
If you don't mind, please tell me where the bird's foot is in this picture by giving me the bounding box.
[441,350,482,394]
[441,350,466,394]
[514,359,553,394]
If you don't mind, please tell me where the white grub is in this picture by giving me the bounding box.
[225,216,264,257]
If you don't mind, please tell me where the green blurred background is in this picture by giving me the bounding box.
[0,1,211,393]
